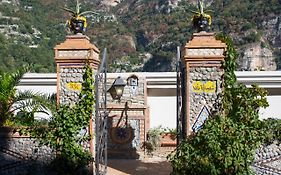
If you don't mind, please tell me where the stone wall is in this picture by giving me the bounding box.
[58,67,85,105]
[253,141,281,174]
[106,76,146,106]
[107,75,147,158]
[0,128,54,175]
[188,67,223,132]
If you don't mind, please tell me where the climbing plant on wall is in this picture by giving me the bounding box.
[168,34,270,175]
[21,61,95,175]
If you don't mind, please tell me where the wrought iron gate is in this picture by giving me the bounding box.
[95,48,108,175]
[176,46,187,144]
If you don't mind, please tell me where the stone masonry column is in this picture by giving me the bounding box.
[182,32,226,135]
[54,34,100,165]
[54,34,100,105]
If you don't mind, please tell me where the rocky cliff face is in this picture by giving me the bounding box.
[238,15,281,71]
[239,43,276,71]
[262,15,281,49]
[96,0,281,72]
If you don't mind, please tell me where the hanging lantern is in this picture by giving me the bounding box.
[108,76,126,100]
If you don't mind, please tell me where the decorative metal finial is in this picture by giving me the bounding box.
[191,0,212,32]
[61,0,99,34]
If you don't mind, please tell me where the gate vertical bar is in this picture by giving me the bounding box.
[176,46,182,145]
[181,59,187,139]
[103,48,108,175]
[95,71,99,174]
[95,48,108,175]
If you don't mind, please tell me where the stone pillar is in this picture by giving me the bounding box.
[182,32,227,135]
[54,34,100,171]
[54,34,100,105]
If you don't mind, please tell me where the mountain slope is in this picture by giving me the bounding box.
[0,0,281,72]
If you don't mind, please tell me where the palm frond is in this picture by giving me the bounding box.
[204,10,213,13]
[198,0,204,14]
[10,66,29,87]
[14,90,39,101]
[76,0,81,14]
[32,93,57,113]
[0,73,15,95]
[79,11,99,16]
[13,90,56,114]
[0,67,28,115]
[61,7,76,15]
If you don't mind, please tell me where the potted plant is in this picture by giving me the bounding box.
[145,126,163,154]
[190,0,212,32]
[161,128,177,146]
[62,0,99,34]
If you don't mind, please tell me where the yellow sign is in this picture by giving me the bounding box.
[192,81,216,93]
[66,82,82,91]
[204,81,216,93]
[192,81,204,93]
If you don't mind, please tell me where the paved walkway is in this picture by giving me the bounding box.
[107,157,172,175]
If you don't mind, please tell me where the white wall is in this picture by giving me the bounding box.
[16,72,281,129]
[147,96,177,129]
[259,95,281,120]
[147,92,281,130]
[16,85,56,95]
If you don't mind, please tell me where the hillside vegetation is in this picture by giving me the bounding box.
[0,0,281,72]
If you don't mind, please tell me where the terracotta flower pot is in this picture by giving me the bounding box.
[161,133,177,146]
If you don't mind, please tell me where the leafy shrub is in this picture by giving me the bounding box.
[168,34,270,175]
[262,118,281,143]
[21,61,95,175]
[145,126,164,154]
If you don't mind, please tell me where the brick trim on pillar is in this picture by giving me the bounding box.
[54,34,100,105]
[54,34,100,69]
[182,32,227,135]
[54,34,100,173]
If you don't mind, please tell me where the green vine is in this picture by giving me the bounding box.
[168,34,270,175]
[21,61,95,175]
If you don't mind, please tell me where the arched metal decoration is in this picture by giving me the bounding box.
[95,48,108,175]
